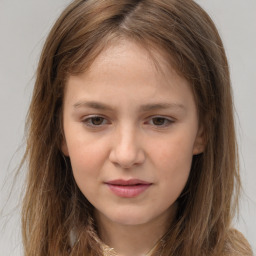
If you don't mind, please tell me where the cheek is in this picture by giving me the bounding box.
[153,134,194,169]
[67,140,107,190]
[66,131,108,170]
[149,134,194,195]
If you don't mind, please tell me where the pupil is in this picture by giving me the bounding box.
[153,117,165,125]
[92,117,103,125]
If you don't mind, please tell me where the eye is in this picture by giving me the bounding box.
[152,117,167,126]
[82,116,109,127]
[147,116,174,127]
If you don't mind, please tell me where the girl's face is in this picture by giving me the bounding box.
[62,40,204,227]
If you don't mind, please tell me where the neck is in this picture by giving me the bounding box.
[95,204,177,256]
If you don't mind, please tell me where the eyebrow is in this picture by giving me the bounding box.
[139,103,185,112]
[73,101,114,110]
[73,101,185,112]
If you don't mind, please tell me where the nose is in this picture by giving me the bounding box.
[109,125,145,169]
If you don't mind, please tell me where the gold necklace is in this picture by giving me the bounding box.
[102,243,118,256]
[102,241,158,256]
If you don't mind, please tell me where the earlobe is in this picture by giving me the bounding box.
[193,143,204,155]
[193,126,206,155]
[61,139,69,156]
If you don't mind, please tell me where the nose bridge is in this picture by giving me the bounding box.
[118,124,137,153]
[109,122,145,168]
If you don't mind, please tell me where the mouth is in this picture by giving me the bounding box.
[105,179,152,198]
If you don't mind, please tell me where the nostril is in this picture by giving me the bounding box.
[108,134,146,168]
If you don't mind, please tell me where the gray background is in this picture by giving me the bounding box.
[0,0,255,255]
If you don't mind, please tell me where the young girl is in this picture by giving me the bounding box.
[21,0,253,255]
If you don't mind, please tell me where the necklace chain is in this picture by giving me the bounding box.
[102,241,158,256]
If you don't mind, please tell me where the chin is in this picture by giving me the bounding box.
[104,209,154,226]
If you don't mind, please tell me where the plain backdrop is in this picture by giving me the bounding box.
[0,1,255,255]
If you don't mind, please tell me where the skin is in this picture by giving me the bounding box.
[62,40,204,256]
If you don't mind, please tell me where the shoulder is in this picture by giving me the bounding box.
[222,229,253,256]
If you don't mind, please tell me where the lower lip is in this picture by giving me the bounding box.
[107,184,151,198]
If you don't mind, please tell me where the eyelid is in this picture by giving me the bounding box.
[80,114,175,128]
[145,115,175,127]
[81,115,110,127]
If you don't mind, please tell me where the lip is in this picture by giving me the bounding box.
[105,179,152,198]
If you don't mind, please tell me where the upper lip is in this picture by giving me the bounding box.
[105,179,152,186]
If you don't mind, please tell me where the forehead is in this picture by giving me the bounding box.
[64,39,196,115]
[76,38,183,88]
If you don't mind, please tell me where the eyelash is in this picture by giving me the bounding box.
[82,115,109,127]
[81,115,174,128]
[146,116,174,127]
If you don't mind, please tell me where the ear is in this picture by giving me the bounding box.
[193,125,205,155]
[61,138,70,156]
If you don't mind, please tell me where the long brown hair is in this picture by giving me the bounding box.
[22,0,252,255]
